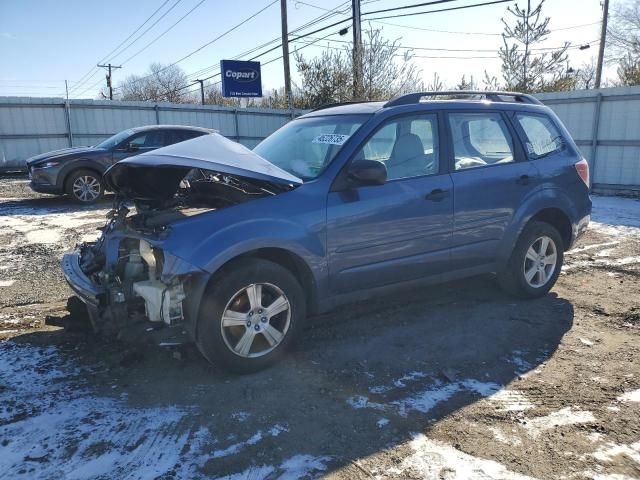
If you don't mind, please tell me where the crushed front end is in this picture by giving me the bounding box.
[62,203,204,338]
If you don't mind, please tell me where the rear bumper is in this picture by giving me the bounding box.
[61,252,104,305]
[570,213,591,249]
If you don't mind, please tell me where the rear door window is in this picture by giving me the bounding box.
[515,113,564,158]
[448,112,515,171]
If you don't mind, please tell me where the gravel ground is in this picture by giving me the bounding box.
[0,175,639,480]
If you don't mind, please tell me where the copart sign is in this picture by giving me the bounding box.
[220,60,262,98]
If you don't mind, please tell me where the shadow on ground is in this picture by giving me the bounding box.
[4,274,573,478]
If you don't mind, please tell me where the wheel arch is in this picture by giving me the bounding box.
[189,247,318,341]
[61,162,104,192]
[528,208,572,251]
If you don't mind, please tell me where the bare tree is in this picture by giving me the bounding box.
[293,26,422,107]
[426,72,444,91]
[499,0,570,92]
[574,60,597,89]
[616,52,640,85]
[455,74,477,90]
[607,0,640,62]
[118,63,190,103]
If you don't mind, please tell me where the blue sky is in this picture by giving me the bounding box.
[0,0,606,99]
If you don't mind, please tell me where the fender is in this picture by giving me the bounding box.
[497,186,578,267]
[176,218,326,339]
[56,158,109,190]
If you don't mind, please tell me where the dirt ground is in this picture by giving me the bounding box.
[0,175,639,480]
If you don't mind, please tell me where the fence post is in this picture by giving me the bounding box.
[64,100,73,147]
[234,108,240,142]
[154,104,160,124]
[589,93,603,186]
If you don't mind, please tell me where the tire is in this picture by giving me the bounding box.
[497,221,564,299]
[196,258,306,373]
[65,169,104,204]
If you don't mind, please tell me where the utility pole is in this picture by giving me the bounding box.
[280,0,293,111]
[352,0,363,100]
[97,63,122,100]
[195,79,205,105]
[595,0,609,89]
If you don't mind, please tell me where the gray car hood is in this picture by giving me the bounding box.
[26,146,102,165]
[104,133,302,200]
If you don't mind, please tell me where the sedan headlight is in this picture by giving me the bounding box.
[36,160,61,169]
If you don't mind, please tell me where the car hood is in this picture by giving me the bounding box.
[26,146,103,165]
[104,133,302,199]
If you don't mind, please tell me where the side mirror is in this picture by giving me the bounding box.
[126,142,139,153]
[348,159,387,186]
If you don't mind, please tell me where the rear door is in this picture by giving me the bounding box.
[446,110,540,270]
[326,112,454,293]
[164,129,206,147]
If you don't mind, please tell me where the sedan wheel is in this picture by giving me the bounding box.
[72,175,101,202]
[221,283,291,358]
[66,169,104,204]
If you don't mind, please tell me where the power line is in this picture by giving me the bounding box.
[127,0,279,86]
[304,35,600,53]
[119,0,209,65]
[69,0,182,93]
[364,0,513,21]
[363,0,458,16]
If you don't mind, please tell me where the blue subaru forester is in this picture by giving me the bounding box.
[62,91,592,372]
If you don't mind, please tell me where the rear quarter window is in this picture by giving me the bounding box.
[515,113,564,158]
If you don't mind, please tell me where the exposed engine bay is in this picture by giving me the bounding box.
[70,166,295,335]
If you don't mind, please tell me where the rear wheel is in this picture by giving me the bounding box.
[66,169,104,204]
[497,221,564,298]
[196,258,306,373]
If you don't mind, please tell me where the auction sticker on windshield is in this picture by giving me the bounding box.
[312,134,350,145]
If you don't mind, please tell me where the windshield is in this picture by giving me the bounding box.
[95,129,134,150]
[253,115,368,180]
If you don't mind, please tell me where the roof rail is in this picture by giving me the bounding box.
[309,100,379,113]
[384,91,544,107]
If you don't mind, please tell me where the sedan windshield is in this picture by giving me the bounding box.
[253,115,369,180]
[95,129,134,150]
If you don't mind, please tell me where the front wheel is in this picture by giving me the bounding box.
[66,169,104,204]
[196,258,306,373]
[497,221,564,298]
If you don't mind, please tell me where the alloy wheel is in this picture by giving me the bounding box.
[523,235,558,288]
[72,175,101,202]
[220,283,291,358]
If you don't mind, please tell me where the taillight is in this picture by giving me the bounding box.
[575,159,590,186]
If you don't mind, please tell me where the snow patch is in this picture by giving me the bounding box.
[376,417,390,428]
[0,279,15,287]
[214,454,331,480]
[617,389,640,403]
[393,433,534,479]
[524,407,595,437]
[489,426,523,446]
[592,441,640,465]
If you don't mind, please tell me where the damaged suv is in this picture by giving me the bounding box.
[63,91,591,372]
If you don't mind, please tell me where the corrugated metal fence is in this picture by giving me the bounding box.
[0,97,303,170]
[1,88,640,192]
[535,86,640,193]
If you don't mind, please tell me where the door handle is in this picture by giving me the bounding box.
[425,188,449,201]
[516,174,530,185]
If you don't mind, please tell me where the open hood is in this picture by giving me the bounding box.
[104,133,301,199]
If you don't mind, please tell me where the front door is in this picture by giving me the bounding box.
[112,129,166,164]
[446,111,540,269]
[327,112,453,294]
